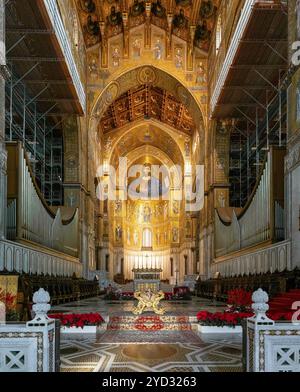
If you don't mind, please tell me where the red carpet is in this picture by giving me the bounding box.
[267,289,300,320]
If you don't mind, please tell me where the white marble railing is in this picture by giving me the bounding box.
[0,239,82,277]
[211,240,291,278]
[0,289,57,372]
[246,289,300,372]
[248,322,300,372]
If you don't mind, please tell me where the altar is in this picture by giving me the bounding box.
[132,268,162,292]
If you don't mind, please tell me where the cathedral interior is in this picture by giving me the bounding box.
[1,0,300,374]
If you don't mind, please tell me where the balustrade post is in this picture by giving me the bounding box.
[26,288,57,372]
[246,288,274,372]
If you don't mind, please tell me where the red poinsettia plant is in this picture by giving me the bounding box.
[49,313,105,329]
[197,310,253,327]
[0,289,17,313]
[267,311,294,321]
[227,288,252,312]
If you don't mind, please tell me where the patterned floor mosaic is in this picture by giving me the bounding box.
[57,297,242,372]
[60,336,243,372]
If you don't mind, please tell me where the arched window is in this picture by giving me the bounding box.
[216,15,222,54]
[142,228,152,248]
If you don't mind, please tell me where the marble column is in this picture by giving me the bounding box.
[0,0,7,240]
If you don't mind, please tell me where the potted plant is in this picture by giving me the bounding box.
[49,313,105,334]
[197,310,253,333]
[0,289,19,322]
[227,288,252,312]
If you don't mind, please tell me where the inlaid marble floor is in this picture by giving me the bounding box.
[60,336,243,372]
[56,297,242,372]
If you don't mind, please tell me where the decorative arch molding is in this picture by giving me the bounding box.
[107,119,186,167]
[89,65,206,163]
[125,145,181,168]
[119,145,183,189]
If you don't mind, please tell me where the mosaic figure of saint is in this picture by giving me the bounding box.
[86,15,100,36]
[143,205,152,223]
[175,47,183,69]
[112,46,121,67]
[173,9,188,29]
[107,6,122,27]
[172,227,179,242]
[151,0,166,18]
[154,39,163,60]
[115,225,122,241]
[196,62,207,85]
[134,230,139,246]
[132,38,141,59]
[130,0,145,17]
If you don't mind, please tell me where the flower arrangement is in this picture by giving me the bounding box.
[164,292,173,301]
[0,289,18,321]
[173,287,192,301]
[227,288,252,312]
[49,313,104,329]
[197,288,253,328]
[267,311,294,321]
[197,310,253,328]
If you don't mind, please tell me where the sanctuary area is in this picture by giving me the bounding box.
[0,0,300,373]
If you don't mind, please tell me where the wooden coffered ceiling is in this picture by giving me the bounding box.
[100,84,195,134]
[76,0,220,51]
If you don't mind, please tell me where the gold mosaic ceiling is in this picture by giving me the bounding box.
[76,0,220,51]
[100,84,195,134]
[108,123,185,169]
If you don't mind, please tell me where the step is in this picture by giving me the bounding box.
[108,315,193,323]
[107,323,192,331]
[106,314,195,331]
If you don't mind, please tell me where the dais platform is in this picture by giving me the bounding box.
[107,312,198,331]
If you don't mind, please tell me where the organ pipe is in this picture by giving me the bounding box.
[215,147,285,257]
[6,142,78,257]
